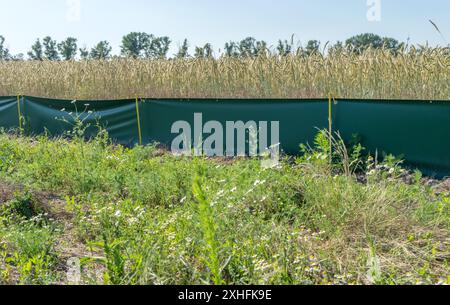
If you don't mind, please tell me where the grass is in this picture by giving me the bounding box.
[0,126,448,285]
[0,47,449,100]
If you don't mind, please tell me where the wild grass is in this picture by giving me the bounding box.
[0,47,449,100]
[0,127,448,285]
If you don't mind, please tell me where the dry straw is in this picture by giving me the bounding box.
[0,47,448,100]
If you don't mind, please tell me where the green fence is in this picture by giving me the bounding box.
[0,96,21,130]
[21,96,139,146]
[0,96,449,177]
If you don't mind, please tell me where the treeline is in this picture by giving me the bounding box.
[0,32,440,61]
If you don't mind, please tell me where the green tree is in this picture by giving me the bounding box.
[58,37,78,60]
[176,39,189,58]
[238,37,267,57]
[194,46,204,58]
[277,39,292,56]
[345,33,404,54]
[0,35,11,60]
[90,41,112,59]
[194,43,213,59]
[380,37,405,54]
[145,36,171,59]
[328,41,345,54]
[79,46,89,60]
[11,53,24,61]
[238,37,256,57]
[254,40,268,56]
[28,39,44,60]
[304,40,320,56]
[42,36,59,60]
[224,41,239,57]
[120,32,150,58]
[203,43,213,58]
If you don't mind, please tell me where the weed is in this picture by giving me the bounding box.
[192,165,224,285]
[0,128,448,285]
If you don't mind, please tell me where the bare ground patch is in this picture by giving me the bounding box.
[0,180,103,284]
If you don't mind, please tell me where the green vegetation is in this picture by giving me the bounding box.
[0,32,448,100]
[0,47,448,100]
[1,32,414,61]
[0,126,448,285]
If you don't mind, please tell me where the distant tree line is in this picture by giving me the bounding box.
[0,32,441,61]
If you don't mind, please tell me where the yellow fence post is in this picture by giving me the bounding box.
[17,95,23,132]
[328,93,333,163]
[135,97,143,146]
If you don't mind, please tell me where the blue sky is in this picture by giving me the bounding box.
[1,0,449,56]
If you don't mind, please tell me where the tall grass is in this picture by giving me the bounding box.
[0,129,448,285]
[192,166,223,285]
[0,48,448,100]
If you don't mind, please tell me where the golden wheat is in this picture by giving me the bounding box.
[0,48,448,100]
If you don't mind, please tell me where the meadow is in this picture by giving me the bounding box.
[0,47,449,285]
[0,126,448,285]
[0,48,449,100]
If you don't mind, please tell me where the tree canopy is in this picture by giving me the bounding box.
[58,37,78,60]
[90,41,112,60]
[0,35,11,60]
[42,36,59,61]
[345,33,405,54]
[0,32,424,61]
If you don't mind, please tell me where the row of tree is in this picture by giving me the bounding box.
[0,33,410,61]
[27,37,112,61]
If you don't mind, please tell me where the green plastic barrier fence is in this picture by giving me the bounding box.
[140,98,450,177]
[139,99,329,155]
[0,96,21,131]
[21,96,139,146]
[0,96,448,177]
[333,99,450,177]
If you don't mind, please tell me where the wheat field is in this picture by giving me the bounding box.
[0,48,449,100]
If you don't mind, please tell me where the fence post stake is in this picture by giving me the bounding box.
[135,97,143,146]
[17,95,23,133]
[328,94,333,163]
